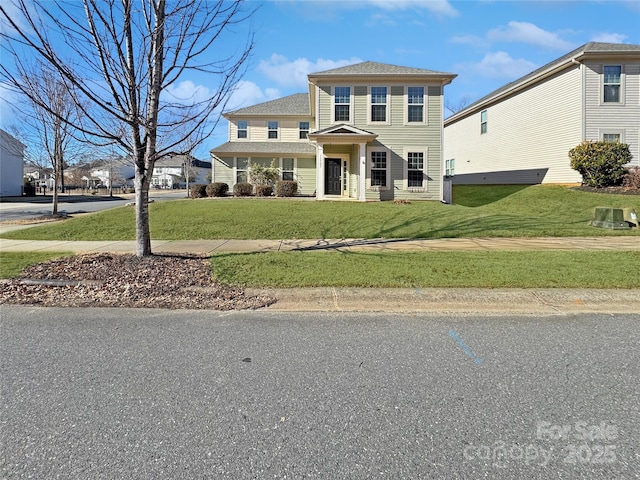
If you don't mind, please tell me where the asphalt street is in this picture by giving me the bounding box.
[1,306,638,479]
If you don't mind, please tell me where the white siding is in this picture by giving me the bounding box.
[0,129,25,197]
[584,62,640,166]
[445,65,584,184]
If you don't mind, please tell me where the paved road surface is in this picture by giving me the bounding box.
[2,306,638,479]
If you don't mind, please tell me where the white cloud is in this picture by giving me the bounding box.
[591,32,628,43]
[226,80,280,112]
[366,0,458,17]
[487,21,575,50]
[163,80,214,105]
[450,34,489,48]
[457,51,537,80]
[257,54,363,88]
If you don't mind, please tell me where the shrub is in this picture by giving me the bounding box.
[622,166,640,190]
[248,161,280,186]
[233,182,253,196]
[255,184,273,197]
[206,182,229,197]
[190,184,207,198]
[568,140,632,188]
[275,180,298,197]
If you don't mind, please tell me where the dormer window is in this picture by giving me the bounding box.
[334,87,351,122]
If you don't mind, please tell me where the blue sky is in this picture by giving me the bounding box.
[2,0,640,159]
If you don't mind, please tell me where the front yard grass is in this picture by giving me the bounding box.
[0,252,72,278]
[1,185,639,241]
[211,250,640,288]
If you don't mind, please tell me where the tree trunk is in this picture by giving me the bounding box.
[134,171,152,257]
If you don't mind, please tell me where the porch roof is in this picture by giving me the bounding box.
[210,141,316,157]
[307,124,378,144]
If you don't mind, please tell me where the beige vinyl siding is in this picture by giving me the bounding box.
[295,158,316,195]
[212,157,235,186]
[584,62,640,166]
[445,65,583,184]
[228,118,312,143]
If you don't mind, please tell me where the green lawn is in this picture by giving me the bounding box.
[2,185,639,241]
[0,252,71,278]
[211,250,640,288]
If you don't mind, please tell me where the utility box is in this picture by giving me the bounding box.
[590,207,631,230]
[622,207,638,228]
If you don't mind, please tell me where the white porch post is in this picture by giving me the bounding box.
[316,143,324,200]
[358,142,366,202]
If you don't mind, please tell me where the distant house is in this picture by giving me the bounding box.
[211,61,456,200]
[152,153,211,189]
[444,42,640,185]
[24,163,54,189]
[91,158,135,188]
[0,129,25,197]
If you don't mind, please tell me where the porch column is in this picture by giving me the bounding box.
[358,142,366,202]
[316,143,324,200]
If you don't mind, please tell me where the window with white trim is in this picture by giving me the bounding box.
[370,151,387,187]
[268,121,279,139]
[370,86,387,122]
[237,120,247,139]
[407,87,424,123]
[603,133,621,143]
[407,152,424,187]
[603,66,622,103]
[236,157,248,183]
[445,158,455,177]
[480,110,488,134]
[334,86,350,122]
[299,122,309,139]
[282,158,295,180]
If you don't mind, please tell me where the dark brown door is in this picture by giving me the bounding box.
[325,158,341,195]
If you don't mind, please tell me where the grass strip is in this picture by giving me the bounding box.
[0,252,73,279]
[211,250,640,288]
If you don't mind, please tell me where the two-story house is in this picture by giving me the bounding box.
[152,153,211,189]
[444,42,640,185]
[0,129,25,197]
[211,61,456,200]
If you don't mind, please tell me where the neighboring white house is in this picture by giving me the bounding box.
[152,153,211,189]
[91,157,135,188]
[444,42,640,185]
[0,129,26,197]
[24,163,54,189]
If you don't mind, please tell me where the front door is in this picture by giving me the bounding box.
[325,158,341,195]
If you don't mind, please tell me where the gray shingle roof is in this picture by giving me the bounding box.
[225,93,310,116]
[445,42,640,125]
[211,141,316,156]
[310,61,455,77]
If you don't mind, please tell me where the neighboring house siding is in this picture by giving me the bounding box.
[445,66,583,184]
[0,129,25,197]
[584,62,640,165]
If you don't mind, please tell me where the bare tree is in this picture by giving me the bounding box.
[11,62,83,214]
[1,0,255,256]
[445,95,472,116]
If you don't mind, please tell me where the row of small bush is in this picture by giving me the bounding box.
[190,181,298,198]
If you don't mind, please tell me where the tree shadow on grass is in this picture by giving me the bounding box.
[453,185,533,207]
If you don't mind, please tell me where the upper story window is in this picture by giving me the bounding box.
[603,66,622,103]
[237,120,248,139]
[334,86,351,122]
[407,87,424,123]
[268,121,279,139]
[299,122,309,139]
[480,110,488,134]
[370,86,387,122]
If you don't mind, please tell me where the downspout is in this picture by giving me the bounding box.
[571,57,586,141]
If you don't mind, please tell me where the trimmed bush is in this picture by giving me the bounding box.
[275,180,298,197]
[206,182,229,197]
[622,166,640,190]
[255,184,273,197]
[190,184,207,198]
[233,182,253,196]
[569,140,632,188]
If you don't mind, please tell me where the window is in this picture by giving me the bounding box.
[407,87,424,123]
[603,66,622,103]
[237,120,247,139]
[407,152,424,187]
[334,86,350,122]
[282,158,295,181]
[299,122,309,139]
[267,121,279,139]
[236,157,248,183]
[370,151,387,187]
[445,158,455,177]
[480,110,488,134]
[370,86,387,122]
[603,133,621,143]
